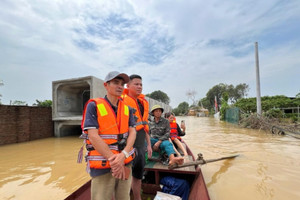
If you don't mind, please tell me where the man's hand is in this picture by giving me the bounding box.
[147,144,152,158]
[153,140,161,152]
[108,153,126,180]
[180,123,186,131]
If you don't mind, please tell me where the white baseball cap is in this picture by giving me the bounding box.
[104,71,129,83]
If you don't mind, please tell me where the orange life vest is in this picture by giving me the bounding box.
[121,89,149,133]
[170,117,181,141]
[80,98,135,169]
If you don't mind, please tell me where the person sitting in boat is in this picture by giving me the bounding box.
[149,105,184,166]
[164,112,188,157]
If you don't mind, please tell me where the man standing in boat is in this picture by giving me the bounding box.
[149,105,184,166]
[81,71,136,200]
[121,74,152,200]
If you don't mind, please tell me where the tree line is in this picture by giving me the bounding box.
[172,83,250,116]
[2,81,299,118]
[146,83,299,120]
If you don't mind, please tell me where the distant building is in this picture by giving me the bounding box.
[188,107,209,117]
[188,109,196,116]
[196,108,209,117]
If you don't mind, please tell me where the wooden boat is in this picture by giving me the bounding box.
[65,141,210,200]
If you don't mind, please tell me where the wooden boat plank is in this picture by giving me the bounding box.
[145,155,196,172]
[64,180,91,200]
[189,168,210,200]
[141,142,210,200]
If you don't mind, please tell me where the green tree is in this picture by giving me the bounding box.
[12,100,27,105]
[264,108,284,118]
[231,83,249,103]
[173,101,189,116]
[296,92,300,98]
[234,95,299,113]
[35,99,52,107]
[146,90,170,105]
[234,98,256,113]
[206,83,227,109]
[198,97,211,109]
[206,83,249,109]
[220,92,230,120]
[172,108,180,116]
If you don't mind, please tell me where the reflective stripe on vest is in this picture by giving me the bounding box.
[97,103,129,117]
[86,148,135,162]
[136,121,148,126]
[86,144,119,151]
[79,132,129,140]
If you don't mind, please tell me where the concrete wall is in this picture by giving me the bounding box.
[0,105,53,145]
[52,76,172,137]
[145,96,172,114]
[52,76,105,120]
[0,76,173,143]
[52,76,106,137]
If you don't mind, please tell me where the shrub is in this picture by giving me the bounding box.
[264,108,284,118]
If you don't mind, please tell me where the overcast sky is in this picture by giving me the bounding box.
[0,0,299,107]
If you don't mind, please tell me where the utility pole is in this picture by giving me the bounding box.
[255,42,262,116]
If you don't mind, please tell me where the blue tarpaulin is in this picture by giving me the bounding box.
[160,176,190,200]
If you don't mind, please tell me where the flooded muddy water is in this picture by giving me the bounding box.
[1,116,300,200]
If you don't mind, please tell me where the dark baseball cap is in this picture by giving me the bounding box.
[104,71,129,83]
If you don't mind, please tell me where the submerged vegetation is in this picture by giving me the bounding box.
[172,83,299,135]
[234,95,300,113]
[234,95,300,121]
[239,113,300,137]
[236,95,300,135]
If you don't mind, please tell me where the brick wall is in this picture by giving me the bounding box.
[0,105,54,145]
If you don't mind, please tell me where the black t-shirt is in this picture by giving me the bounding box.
[137,99,144,117]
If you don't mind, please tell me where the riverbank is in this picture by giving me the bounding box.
[238,114,300,137]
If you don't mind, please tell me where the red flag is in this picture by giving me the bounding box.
[214,96,218,113]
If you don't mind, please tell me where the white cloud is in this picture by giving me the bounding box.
[0,0,299,107]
